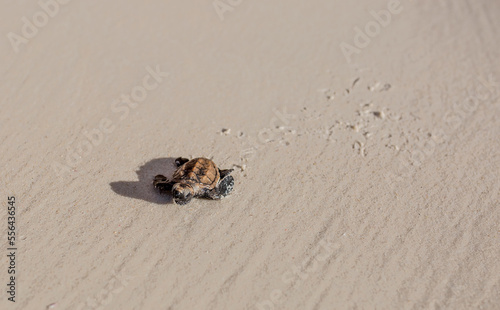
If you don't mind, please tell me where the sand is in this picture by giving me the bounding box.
[1,0,499,309]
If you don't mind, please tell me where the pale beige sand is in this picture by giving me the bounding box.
[1,0,499,309]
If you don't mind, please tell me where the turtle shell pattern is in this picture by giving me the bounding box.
[172,158,220,191]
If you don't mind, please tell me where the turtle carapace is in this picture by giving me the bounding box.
[153,157,234,205]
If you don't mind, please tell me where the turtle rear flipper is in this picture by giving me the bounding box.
[206,175,234,200]
[218,175,234,197]
[153,175,174,194]
[219,168,234,179]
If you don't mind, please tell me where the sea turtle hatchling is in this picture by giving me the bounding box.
[153,157,234,205]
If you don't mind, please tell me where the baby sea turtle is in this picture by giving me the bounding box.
[153,157,234,205]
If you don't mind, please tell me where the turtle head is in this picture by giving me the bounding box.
[172,183,194,205]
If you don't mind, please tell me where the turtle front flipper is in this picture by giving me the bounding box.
[175,157,190,167]
[153,175,175,194]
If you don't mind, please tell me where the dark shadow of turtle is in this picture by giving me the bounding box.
[110,157,178,204]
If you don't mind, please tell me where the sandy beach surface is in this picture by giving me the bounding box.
[1,0,499,309]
